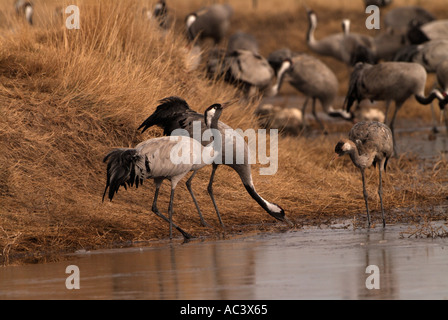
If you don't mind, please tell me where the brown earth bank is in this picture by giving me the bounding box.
[0,0,447,265]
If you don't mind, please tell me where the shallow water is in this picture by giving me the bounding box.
[1,224,448,300]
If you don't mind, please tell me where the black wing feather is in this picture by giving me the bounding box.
[344,63,365,112]
[138,96,197,134]
[102,148,142,202]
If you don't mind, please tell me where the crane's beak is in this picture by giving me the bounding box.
[283,216,295,227]
[221,98,238,109]
[302,0,311,12]
[329,153,340,165]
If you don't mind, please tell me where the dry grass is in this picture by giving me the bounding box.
[0,0,447,265]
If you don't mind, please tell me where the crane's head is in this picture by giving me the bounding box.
[271,58,293,96]
[307,9,317,28]
[331,139,356,163]
[204,101,234,128]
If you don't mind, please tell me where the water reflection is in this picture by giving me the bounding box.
[1,225,447,300]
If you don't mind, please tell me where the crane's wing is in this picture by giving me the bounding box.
[138,96,198,134]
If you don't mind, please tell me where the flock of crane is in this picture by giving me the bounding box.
[109,0,448,239]
[11,1,447,238]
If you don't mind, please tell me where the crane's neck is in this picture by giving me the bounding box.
[185,14,197,41]
[346,143,374,169]
[342,19,350,35]
[203,109,223,161]
[271,59,292,96]
[307,12,317,45]
[243,176,285,221]
[25,4,33,25]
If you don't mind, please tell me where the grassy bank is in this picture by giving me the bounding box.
[0,0,447,265]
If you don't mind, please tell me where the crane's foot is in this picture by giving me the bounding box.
[199,219,213,228]
[181,231,193,242]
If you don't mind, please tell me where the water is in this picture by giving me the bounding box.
[1,224,448,300]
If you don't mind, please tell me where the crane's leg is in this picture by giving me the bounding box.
[430,81,439,134]
[384,100,391,125]
[186,171,211,227]
[311,98,327,134]
[151,179,192,240]
[207,164,224,227]
[301,97,309,129]
[430,101,439,134]
[361,169,371,228]
[389,102,403,156]
[168,187,175,239]
[378,166,386,228]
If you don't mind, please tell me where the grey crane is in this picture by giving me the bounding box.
[207,32,266,96]
[345,61,445,154]
[185,4,233,45]
[14,0,33,25]
[340,19,377,66]
[271,54,353,133]
[224,50,275,97]
[383,6,435,35]
[333,121,394,228]
[138,96,289,227]
[306,9,375,66]
[394,40,448,132]
[267,48,300,76]
[306,9,346,63]
[408,20,448,45]
[401,40,448,73]
[207,48,275,98]
[103,102,229,240]
[372,31,407,62]
[227,31,259,54]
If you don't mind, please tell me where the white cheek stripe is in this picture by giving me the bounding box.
[186,15,196,28]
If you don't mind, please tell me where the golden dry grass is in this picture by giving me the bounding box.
[0,0,447,265]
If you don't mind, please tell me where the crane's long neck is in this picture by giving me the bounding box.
[203,108,223,161]
[271,60,292,96]
[242,174,285,221]
[415,89,444,105]
[342,19,350,35]
[307,12,317,45]
[347,143,374,169]
[25,4,33,25]
[186,14,197,41]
